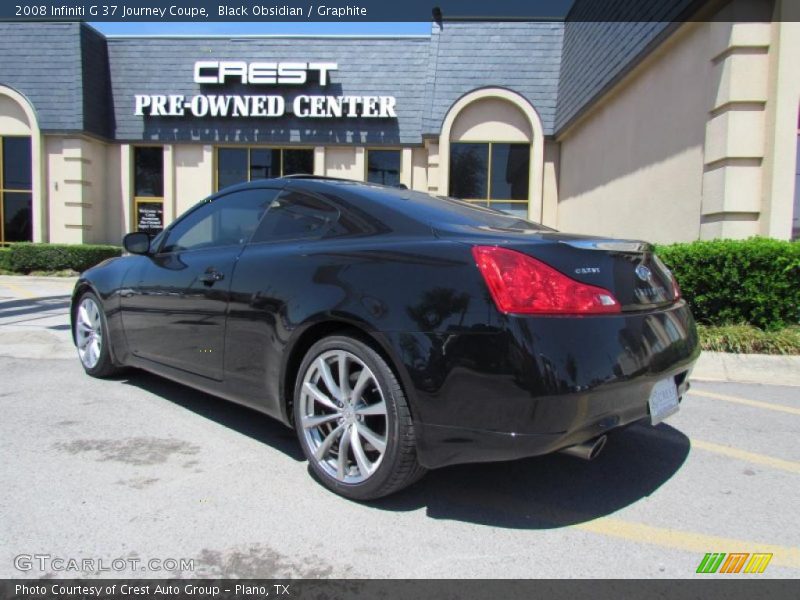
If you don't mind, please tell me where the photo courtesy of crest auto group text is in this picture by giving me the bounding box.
[0,0,798,598]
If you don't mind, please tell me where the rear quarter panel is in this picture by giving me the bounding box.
[224,235,495,421]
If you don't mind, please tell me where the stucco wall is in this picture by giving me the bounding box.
[541,141,560,228]
[325,147,364,180]
[174,144,213,216]
[557,0,792,243]
[411,147,428,192]
[103,144,124,244]
[45,136,108,244]
[0,95,31,135]
[761,16,800,238]
[449,98,532,142]
[557,22,709,243]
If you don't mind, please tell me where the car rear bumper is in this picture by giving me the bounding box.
[414,367,691,468]
[386,300,699,469]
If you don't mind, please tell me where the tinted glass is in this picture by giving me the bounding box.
[250,149,281,180]
[134,147,164,197]
[367,150,401,186]
[162,188,279,253]
[218,148,248,190]
[282,149,314,176]
[387,188,551,231]
[251,190,338,243]
[3,192,32,242]
[449,143,488,199]
[2,137,32,190]
[490,143,530,200]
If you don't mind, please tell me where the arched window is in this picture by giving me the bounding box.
[439,88,545,222]
[0,90,34,243]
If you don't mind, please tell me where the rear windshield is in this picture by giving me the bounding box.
[391,187,555,232]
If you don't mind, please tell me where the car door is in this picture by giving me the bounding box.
[120,186,281,380]
[223,188,344,411]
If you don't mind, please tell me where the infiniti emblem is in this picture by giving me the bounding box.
[635,264,653,282]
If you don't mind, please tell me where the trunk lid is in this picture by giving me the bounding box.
[434,224,678,312]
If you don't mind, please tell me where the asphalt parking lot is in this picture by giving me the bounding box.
[0,276,798,579]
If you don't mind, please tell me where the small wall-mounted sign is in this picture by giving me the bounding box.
[136,202,164,233]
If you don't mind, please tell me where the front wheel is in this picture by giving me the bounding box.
[293,335,426,500]
[74,291,121,378]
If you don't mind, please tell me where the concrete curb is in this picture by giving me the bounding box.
[0,275,78,284]
[692,351,800,387]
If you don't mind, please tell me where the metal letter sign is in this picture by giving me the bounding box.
[135,61,398,119]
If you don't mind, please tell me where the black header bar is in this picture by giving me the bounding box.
[1,0,798,23]
[2,579,798,600]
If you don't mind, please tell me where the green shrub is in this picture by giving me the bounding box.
[0,247,10,271]
[655,238,800,331]
[698,324,800,355]
[7,243,122,274]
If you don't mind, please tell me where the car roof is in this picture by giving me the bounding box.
[213,176,552,234]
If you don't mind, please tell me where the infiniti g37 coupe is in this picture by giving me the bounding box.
[71,176,699,500]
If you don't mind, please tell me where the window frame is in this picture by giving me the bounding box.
[364,147,403,186]
[214,146,315,192]
[132,145,165,234]
[0,134,33,245]
[154,185,284,256]
[448,140,531,210]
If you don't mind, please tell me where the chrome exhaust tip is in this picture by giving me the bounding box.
[559,435,607,461]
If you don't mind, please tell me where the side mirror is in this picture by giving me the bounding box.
[123,231,151,255]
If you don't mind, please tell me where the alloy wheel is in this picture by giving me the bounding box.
[299,349,388,484]
[76,297,103,369]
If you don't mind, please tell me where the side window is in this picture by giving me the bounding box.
[251,190,339,244]
[161,188,280,253]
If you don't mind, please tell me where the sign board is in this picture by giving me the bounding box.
[136,202,164,233]
[134,61,397,119]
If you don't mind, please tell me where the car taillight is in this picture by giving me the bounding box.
[472,246,621,315]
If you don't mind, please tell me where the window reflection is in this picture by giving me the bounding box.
[449,142,530,218]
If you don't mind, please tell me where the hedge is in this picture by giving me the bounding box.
[698,324,800,355]
[6,243,122,274]
[655,237,800,331]
[0,247,10,271]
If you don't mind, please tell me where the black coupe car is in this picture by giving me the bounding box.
[71,176,699,500]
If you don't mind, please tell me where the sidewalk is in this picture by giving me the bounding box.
[692,351,800,387]
[0,275,76,359]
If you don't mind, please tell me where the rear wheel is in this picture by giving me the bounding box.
[293,335,426,500]
[74,291,121,378]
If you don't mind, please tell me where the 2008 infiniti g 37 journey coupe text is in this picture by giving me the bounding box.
[71,176,699,500]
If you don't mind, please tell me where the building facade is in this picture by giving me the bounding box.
[0,0,798,246]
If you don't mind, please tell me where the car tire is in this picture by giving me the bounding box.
[74,291,121,379]
[293,334,426,500]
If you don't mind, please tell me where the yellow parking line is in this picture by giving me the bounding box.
[690,389,800,416]
[691,438,800,474]
[0,280,36,299]
[576,517,800,569]
[634,427,800,473]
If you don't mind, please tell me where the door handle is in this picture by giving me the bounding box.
[199,269,225,286]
